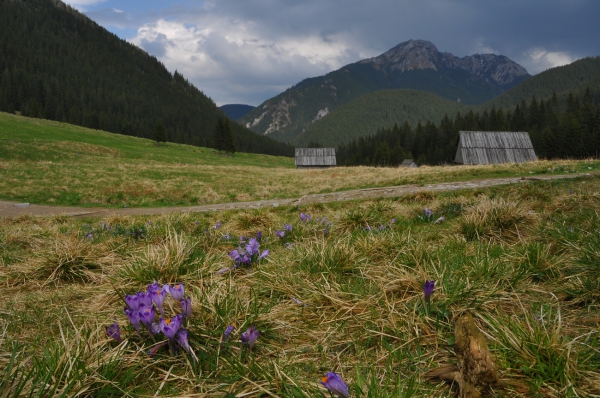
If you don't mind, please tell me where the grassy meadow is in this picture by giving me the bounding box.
[2,112,600,208]
[1,177,600,396]
[1,113,600,397]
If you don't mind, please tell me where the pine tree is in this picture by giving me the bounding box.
[152,119,167,145]
[213,117,225,152]
[223,118,236,154]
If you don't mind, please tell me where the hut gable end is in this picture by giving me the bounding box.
[295,148,337,168]
[454,131,537,165]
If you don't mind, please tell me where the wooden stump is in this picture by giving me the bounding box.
[426,313,498,398]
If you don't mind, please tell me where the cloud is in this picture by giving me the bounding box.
[128,17,365,105]
[102,0,600,104]
[522,48,575,74]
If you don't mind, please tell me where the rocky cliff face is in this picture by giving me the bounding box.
[239,39,531,142]
[361,40,529,88]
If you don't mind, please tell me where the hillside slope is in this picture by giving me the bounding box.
[239,39,529,143]
[299,56,600,148]
[293,89,467,147]
[0,0,292,156]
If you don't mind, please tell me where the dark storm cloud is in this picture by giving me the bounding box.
[80,0,600,105]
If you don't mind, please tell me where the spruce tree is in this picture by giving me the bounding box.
[152,119,167,145]
[213,117,225,152]
[223,118,236,154]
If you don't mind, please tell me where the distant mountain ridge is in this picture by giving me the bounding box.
[220,104,255,120]
[239,39,530,143]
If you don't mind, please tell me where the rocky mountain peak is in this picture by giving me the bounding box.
[361,39,529,87]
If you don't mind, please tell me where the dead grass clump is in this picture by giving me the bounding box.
[459,197,537,243]
[30,234,111,284]
[234,209,275,232]
[119,230,205,285]
[398,191,436,204]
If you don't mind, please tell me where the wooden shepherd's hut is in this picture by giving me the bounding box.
[454,131,537,165]
[295,148,336,168]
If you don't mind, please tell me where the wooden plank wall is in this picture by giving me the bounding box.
[295,148,337,166]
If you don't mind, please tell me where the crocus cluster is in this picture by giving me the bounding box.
[365,218,396,232]
[300,213,312,222]
[320,372,349,397]
[275,223,293,239]
[220,234,269,274]
[115,281,193,356]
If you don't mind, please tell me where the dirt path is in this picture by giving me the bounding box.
[0,173,592,219]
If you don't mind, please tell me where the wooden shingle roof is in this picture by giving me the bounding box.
[454,131,537,165]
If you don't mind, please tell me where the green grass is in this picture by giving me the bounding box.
[1,175,599,396]
[2,112,600,209]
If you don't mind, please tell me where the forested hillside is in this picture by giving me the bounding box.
[337,90,600,166]
[303,57,600,149]
[0,0,293,156]
[293,89,467,147]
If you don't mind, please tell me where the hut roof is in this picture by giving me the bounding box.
[401,159,414,165]
[295,148,336,167]
[454,131,537,165]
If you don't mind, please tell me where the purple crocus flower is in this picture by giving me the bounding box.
[137,291,153,307]
[147,281,160,294]
[284,223,293,232]
[86,232,93,240]
[424,208,433,218]
[223,233,231,240]
[300,213,311,222]
[424,280,435,303]
[125,294,140,311]
[241,325,260,350]
[246,238,260,256]
[217,267,231,275]
[255,231,262,241]
[138,303,156,327]
[166,282,185,301]
[177,328,191,352]
[181,297,192,318]
[222,324,236,342]
[105,321,122,342]
[391,218,397,224]
[229,249,241,262]
[214,222,222,229]
[434,216,445,224]
[275,230,285,238]
[151,287,167,316]
[285,243,294,249]
[257,249,269,261]
[160,314,183,340]
[320,372,349,397]
[124,307,141,332]
[365,225,371,231]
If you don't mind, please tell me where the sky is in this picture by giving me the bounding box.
[63,0,600,106]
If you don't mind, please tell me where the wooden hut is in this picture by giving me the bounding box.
[400,159,417,168]
[454,131,537,165]
[295,148,336,168]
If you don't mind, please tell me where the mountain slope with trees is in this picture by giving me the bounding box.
[0,0,292,157]
[300,56,600,148]
[239,39,530,143]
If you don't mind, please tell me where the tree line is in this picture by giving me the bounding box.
[336,90,600,166]
[0,0,293,157]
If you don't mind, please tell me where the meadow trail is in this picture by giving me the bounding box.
[0,172,591,219]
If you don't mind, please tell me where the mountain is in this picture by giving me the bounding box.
[0,0,293,157]
[295,56,600,148]
[239,39,530,143]
[220,104,255,120]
